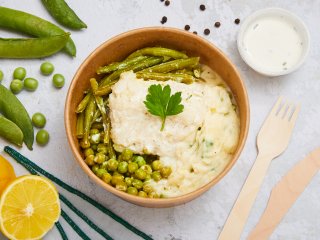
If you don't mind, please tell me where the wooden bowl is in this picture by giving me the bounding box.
[65,27,249,208]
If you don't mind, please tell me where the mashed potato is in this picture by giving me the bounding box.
[108,66,240,197]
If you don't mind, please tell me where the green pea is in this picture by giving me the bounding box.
[90,133,101,144]
[91,165,99,174]
[160,166,172,178]
[116,182,127,192]
[140,165,152,175]
[128,162,138,174]
[85,155,94,166]
[52,73,65,88]
[125,177,133,187]
[121,148,133,161]
[151,171,162,182]
[100,161,108,170]
[91,144,97,151]
[151,160,162,171]
[36,129,49,146]
[118,161,128,174]
[40,62,54,75]
[132,179,143,190]
[0,70,3,82]
[24,78,38,91]
[143,184,153,194]
[32,112,46,128]
[127,187,138,195]
[134,156,146,167]
[111,175,124,186]
[102,172,112,184]
[94,152,106,164]
[97,143,108,154]
[107,158,118,172]
[10,79,23,94]
[148,192,159,198]
[135,168,147,180]
[96,168,108,178]
[13,67,26,80]
[84,148,94,157]
[138,191,148,198]
[145,174,151,181]
[80,139,90,149]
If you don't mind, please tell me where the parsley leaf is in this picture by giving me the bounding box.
[144,84,184,131]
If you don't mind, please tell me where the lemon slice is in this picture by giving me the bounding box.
[0,155,16,196]
[0,175,61,240]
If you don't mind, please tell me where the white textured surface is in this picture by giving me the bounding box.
[0,0,319,239]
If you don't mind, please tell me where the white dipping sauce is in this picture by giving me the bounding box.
[242,15,304,73]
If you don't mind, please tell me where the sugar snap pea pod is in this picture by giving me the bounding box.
[41,0,87,30]
[83,96,96,148]
[90,78,110,144]
[142,57,200,73]
[76,112,84,139]
[76,92,92,113]
[0,84,34,150]
[136,72,196,84]
[0,6,76,56]
[127,47,188,60]
[0,33,69,58]
[97,56,148,75]
[0,116,24,147]
[99,56,164,88]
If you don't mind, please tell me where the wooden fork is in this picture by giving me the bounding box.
[218,97,300,240]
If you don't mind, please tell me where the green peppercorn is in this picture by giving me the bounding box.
[160,166,172,178]
[132,179,143,189]
[94,152,106,164]
[118,161,128,174]
[85,155,95,166]
[151,160,162,171]
[134,156,146,167]
[151,171,162,182]
[128,162,138,174]
[102,172,112,184]
[107,158,118,172]
[135,168,147,180]
[127,186,138,195]
[138,191,148,198]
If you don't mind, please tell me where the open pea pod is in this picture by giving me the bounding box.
[0,85,34,150]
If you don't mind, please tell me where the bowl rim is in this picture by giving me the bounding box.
[65,26,250,207]
[237,7,310,77]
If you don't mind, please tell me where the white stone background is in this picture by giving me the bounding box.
[0,0,319,239]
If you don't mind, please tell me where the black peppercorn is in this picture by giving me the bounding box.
[235,18,240,24]
[193,31,197,35]
[161,16,167,24]
[200,4,206,11]
[214,22,221,28]
[204,28,210,35]
[165,0,170,6]
[184,25,190,31]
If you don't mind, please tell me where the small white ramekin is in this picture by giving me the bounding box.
[237,8,310,76]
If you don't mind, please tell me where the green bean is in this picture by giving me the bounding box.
[98,56,164,88]
[83,96,96,148]
[91,122,103,130]
[76,92,91,113]
[136,72,196,84]
[0,6,76,56]
[97,56,148,75]
[142,57,200,73]
[0,84,34,150]
[108,142,116,159]
[127,47,188,60]
[0,34,70,59]
[41,0,87,30]
[94,84,113,96]
[90,78,111,144]
[0,116,24,147]
[91,109,101,124]
[76,112,84,139]
[174,69,194,76]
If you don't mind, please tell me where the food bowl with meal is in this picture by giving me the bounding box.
[65,27,249,207]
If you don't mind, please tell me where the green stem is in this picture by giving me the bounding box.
[160,117,166,131]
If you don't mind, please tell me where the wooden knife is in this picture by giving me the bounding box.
[248,148,320,240]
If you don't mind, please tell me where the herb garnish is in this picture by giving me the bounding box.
[144,84,184,131]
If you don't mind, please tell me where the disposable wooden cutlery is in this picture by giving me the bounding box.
[218,97,300,240]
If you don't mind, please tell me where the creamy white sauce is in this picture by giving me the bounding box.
[108,68,240,197]
[242,15,304,73]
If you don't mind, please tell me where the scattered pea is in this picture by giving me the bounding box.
[40,62,54,75]
[32,112,46,128]
[52,73,65,88]
[36,129,49,146]
[24,78,38,91]
[10,79,23,94]
[13,67,26,80]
